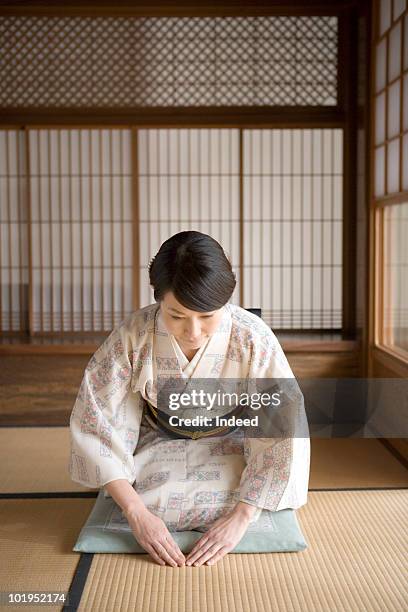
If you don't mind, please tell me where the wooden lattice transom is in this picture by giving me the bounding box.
[0,16,338,108]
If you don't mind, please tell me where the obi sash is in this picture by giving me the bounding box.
[144,399,246,440]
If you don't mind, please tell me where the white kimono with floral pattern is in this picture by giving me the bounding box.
[68,302,310,531]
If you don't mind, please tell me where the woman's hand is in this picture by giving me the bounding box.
[185,503,256,567]
[124,506,186,567]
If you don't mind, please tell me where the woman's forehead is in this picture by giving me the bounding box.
[162,292,217,316]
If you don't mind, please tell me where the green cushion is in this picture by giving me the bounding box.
[73,491,308,554]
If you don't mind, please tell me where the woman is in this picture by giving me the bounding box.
[69,231,310,568]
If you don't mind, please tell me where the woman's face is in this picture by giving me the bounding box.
[160,291,225,350]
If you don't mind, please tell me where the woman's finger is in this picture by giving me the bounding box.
[165,535,185,563]
[186,534,210,563]
[187,540,218,566]
[191,543,223,567]
[153,540,180,567]
[205,547,229,566]
[144,544,166,566]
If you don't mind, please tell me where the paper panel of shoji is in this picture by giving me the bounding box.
[137,129,241,309]
[403,73,408,130]
[29,129,133,333]
[387,138,400,193]
[376,92,386,144]
[0,130,29,332]
[403,133,408,189]
[388,21,402,82]
[243,129,343,329]
[379,0,392,37]
[383,201,408,352]
[405,12,408,68]
[387,80,400,139]
[394,0,407,21]
[376,39,387,93]
[375,145,386,197]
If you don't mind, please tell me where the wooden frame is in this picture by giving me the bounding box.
[0,0,362,18]
[339,8,358,339]
[0,110,345,129]
[131,128,140,310]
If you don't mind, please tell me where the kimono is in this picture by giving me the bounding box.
[68,302,310,531]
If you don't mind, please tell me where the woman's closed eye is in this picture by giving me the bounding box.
[170,314,214,320]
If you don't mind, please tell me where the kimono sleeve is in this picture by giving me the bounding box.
[68,324,144,489]
[238,329,310,512]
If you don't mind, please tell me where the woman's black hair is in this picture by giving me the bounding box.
[148,231,236,311]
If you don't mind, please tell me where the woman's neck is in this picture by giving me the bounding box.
[181,347,200,361]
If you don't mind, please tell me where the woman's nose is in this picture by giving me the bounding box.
[185,320,201,338]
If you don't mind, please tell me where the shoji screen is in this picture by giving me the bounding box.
[29,129,133,333]
[0,129,28,332]
[383,202,408,351]
[374,1,407,197]
[138,129,241,307]
[138,127,343,330]
[243,129,343,329]
[1,126,345,334]
[373,0,408,357]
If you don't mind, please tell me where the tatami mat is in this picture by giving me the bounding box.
[0,427,406,493]
[78,490,407,612]
[0,428,406,611]
[0,498,95,611]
